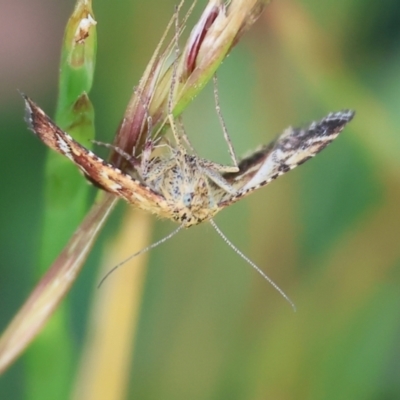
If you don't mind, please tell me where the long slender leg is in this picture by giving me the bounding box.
[131,86,155,175]
[140,114,154,176]
[213,74,239,167]
[92,140,139,168]
[167,5,180,120]
[198,157,238,173]
[166,6,186,152]
[199,165,237,194]
[176,117,196,152]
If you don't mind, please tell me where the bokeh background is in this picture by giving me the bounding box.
[1,0,400,399]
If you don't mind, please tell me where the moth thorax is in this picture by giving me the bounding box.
[170,177,216,227]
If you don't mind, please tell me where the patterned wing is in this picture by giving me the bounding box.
[23,95,171,218]
[218,110,355,207]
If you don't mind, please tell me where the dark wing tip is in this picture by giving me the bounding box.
[305,109,355,140]
[326,109,355,121]
[320,109,355,130]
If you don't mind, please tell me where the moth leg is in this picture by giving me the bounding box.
[196,158,238,194]
[141,157,177,183]
[129,86,157,176]
[140,137,154,175]
[136,88,153,145]
[164,7,189,154]
[92,140,140,168]
[167,113,188,153]
[199,166,237,195]
[176,117,195,152]
[213,74,239,168]
[197,157,239,174]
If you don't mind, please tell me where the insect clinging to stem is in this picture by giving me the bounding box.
[23,4,354,309]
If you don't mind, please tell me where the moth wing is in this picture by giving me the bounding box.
[218,110,355,207]
[24,95,171,218]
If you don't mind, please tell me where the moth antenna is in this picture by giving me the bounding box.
[98,224,184,288]
[209,219,296,311]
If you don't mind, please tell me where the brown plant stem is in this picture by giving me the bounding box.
[0,194,117,374]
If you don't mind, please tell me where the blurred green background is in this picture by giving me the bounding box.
[1,0,400,399]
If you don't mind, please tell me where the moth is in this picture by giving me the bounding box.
[23,95,354,227]
[23,95,354,307]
